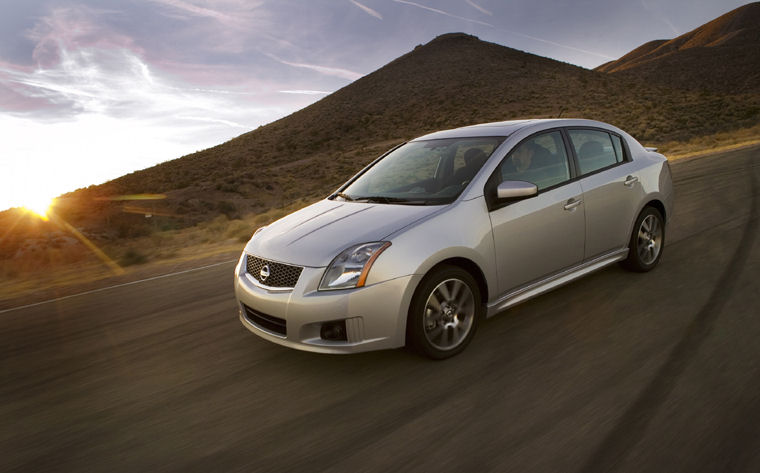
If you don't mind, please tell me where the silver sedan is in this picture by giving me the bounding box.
[234,119,674,358]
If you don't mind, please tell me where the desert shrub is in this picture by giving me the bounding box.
[121,248,147,266]
[115,221,152,239]
[217,200,238,218]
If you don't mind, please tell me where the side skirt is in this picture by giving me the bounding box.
[486,248,628,318]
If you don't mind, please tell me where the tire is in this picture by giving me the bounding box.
[407,265,483,359]
[621,206,665,272]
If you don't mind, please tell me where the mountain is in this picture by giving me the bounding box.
[54,33,757,229]
[596,2,760,93]
[2,26,759,274]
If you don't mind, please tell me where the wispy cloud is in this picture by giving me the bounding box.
[349,0,383,20]
[24,5,141,68]
[0,4,311,210]
[503,29,616,60]
[177,115,250,128]
[640,0,680,36]
[392,0,493,27]
[144,0,289,55]
[279,90,330,95]
[465,0,492,16]
[145,0,256,28]
[266,54,363,81]
[167,86,257,95]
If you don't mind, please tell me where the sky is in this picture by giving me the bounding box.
[0,0,749,212]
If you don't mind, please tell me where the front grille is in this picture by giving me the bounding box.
[246,255,303,289]
[243,304,287,336]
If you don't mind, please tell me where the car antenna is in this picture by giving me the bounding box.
[557,108,564,118]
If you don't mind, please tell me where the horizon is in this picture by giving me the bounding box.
[0,0,750,212]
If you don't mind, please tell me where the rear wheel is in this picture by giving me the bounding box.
[407,265,482,359]
[621,206,665,272]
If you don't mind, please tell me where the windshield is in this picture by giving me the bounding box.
[335,137,504,205]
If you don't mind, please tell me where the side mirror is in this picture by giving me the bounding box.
[497,180,537,200]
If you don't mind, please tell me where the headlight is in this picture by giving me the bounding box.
[319,241,391,290]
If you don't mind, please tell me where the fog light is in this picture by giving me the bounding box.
[320,321,348,341]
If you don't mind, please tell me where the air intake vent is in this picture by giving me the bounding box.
[242,304,286,337]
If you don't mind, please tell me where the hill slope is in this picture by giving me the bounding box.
[596,2,760,93]
[61,33,758,227]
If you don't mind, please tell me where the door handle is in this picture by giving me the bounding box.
[563,198,583,211]
[624,175,639,187]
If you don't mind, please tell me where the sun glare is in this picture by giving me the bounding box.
[23,196,55,220]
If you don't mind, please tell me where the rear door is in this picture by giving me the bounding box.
[566,128,642,259]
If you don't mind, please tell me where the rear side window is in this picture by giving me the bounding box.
[568,129,620,175]
[610,134,625,162]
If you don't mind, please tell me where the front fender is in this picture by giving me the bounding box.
[366,197,497,303]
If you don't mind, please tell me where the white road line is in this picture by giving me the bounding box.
[0,259,238,315]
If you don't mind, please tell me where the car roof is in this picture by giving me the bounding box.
[412,118,613,140]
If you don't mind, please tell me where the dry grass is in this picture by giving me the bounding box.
[658,123,760,159]
[0,197,323,306]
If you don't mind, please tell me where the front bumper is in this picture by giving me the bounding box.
[233,254,421,354]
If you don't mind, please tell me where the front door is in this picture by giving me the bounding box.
[488,130,586,296]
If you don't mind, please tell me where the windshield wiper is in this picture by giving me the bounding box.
[352,196,402,203]
[333,192,355,201]
[352,196,429,205]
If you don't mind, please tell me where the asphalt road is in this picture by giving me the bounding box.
[2,145,759,472]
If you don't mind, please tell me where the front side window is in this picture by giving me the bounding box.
[568,129,621,175]
[498,131,570,191]
[337,137,504,205]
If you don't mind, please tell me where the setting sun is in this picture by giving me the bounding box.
[22,195,55,220]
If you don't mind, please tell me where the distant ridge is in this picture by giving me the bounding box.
[596,2,760,93]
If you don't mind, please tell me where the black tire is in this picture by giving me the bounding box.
[621,206,665,272]
[407,265,483,359]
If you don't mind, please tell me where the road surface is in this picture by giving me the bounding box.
[2,146,759,472]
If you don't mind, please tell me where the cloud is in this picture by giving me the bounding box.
[2,39,284,124]
[349,0,383,20]
[465,0,492,16]
[266,54,363,81]
[145,0,258,28]
[167,85,257,95]
[502,29,616,61]
[392,0,494,27]
[23,5,141,68]
[176,115,250,128]
[279,90,330,95]
[0,4,324,211]
[640,0,680,36]
[143,0,295,55]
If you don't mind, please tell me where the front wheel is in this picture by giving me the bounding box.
[407,265,483,359]
[621,206,665,272]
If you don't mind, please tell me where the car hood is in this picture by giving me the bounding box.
[245,199,443,267]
